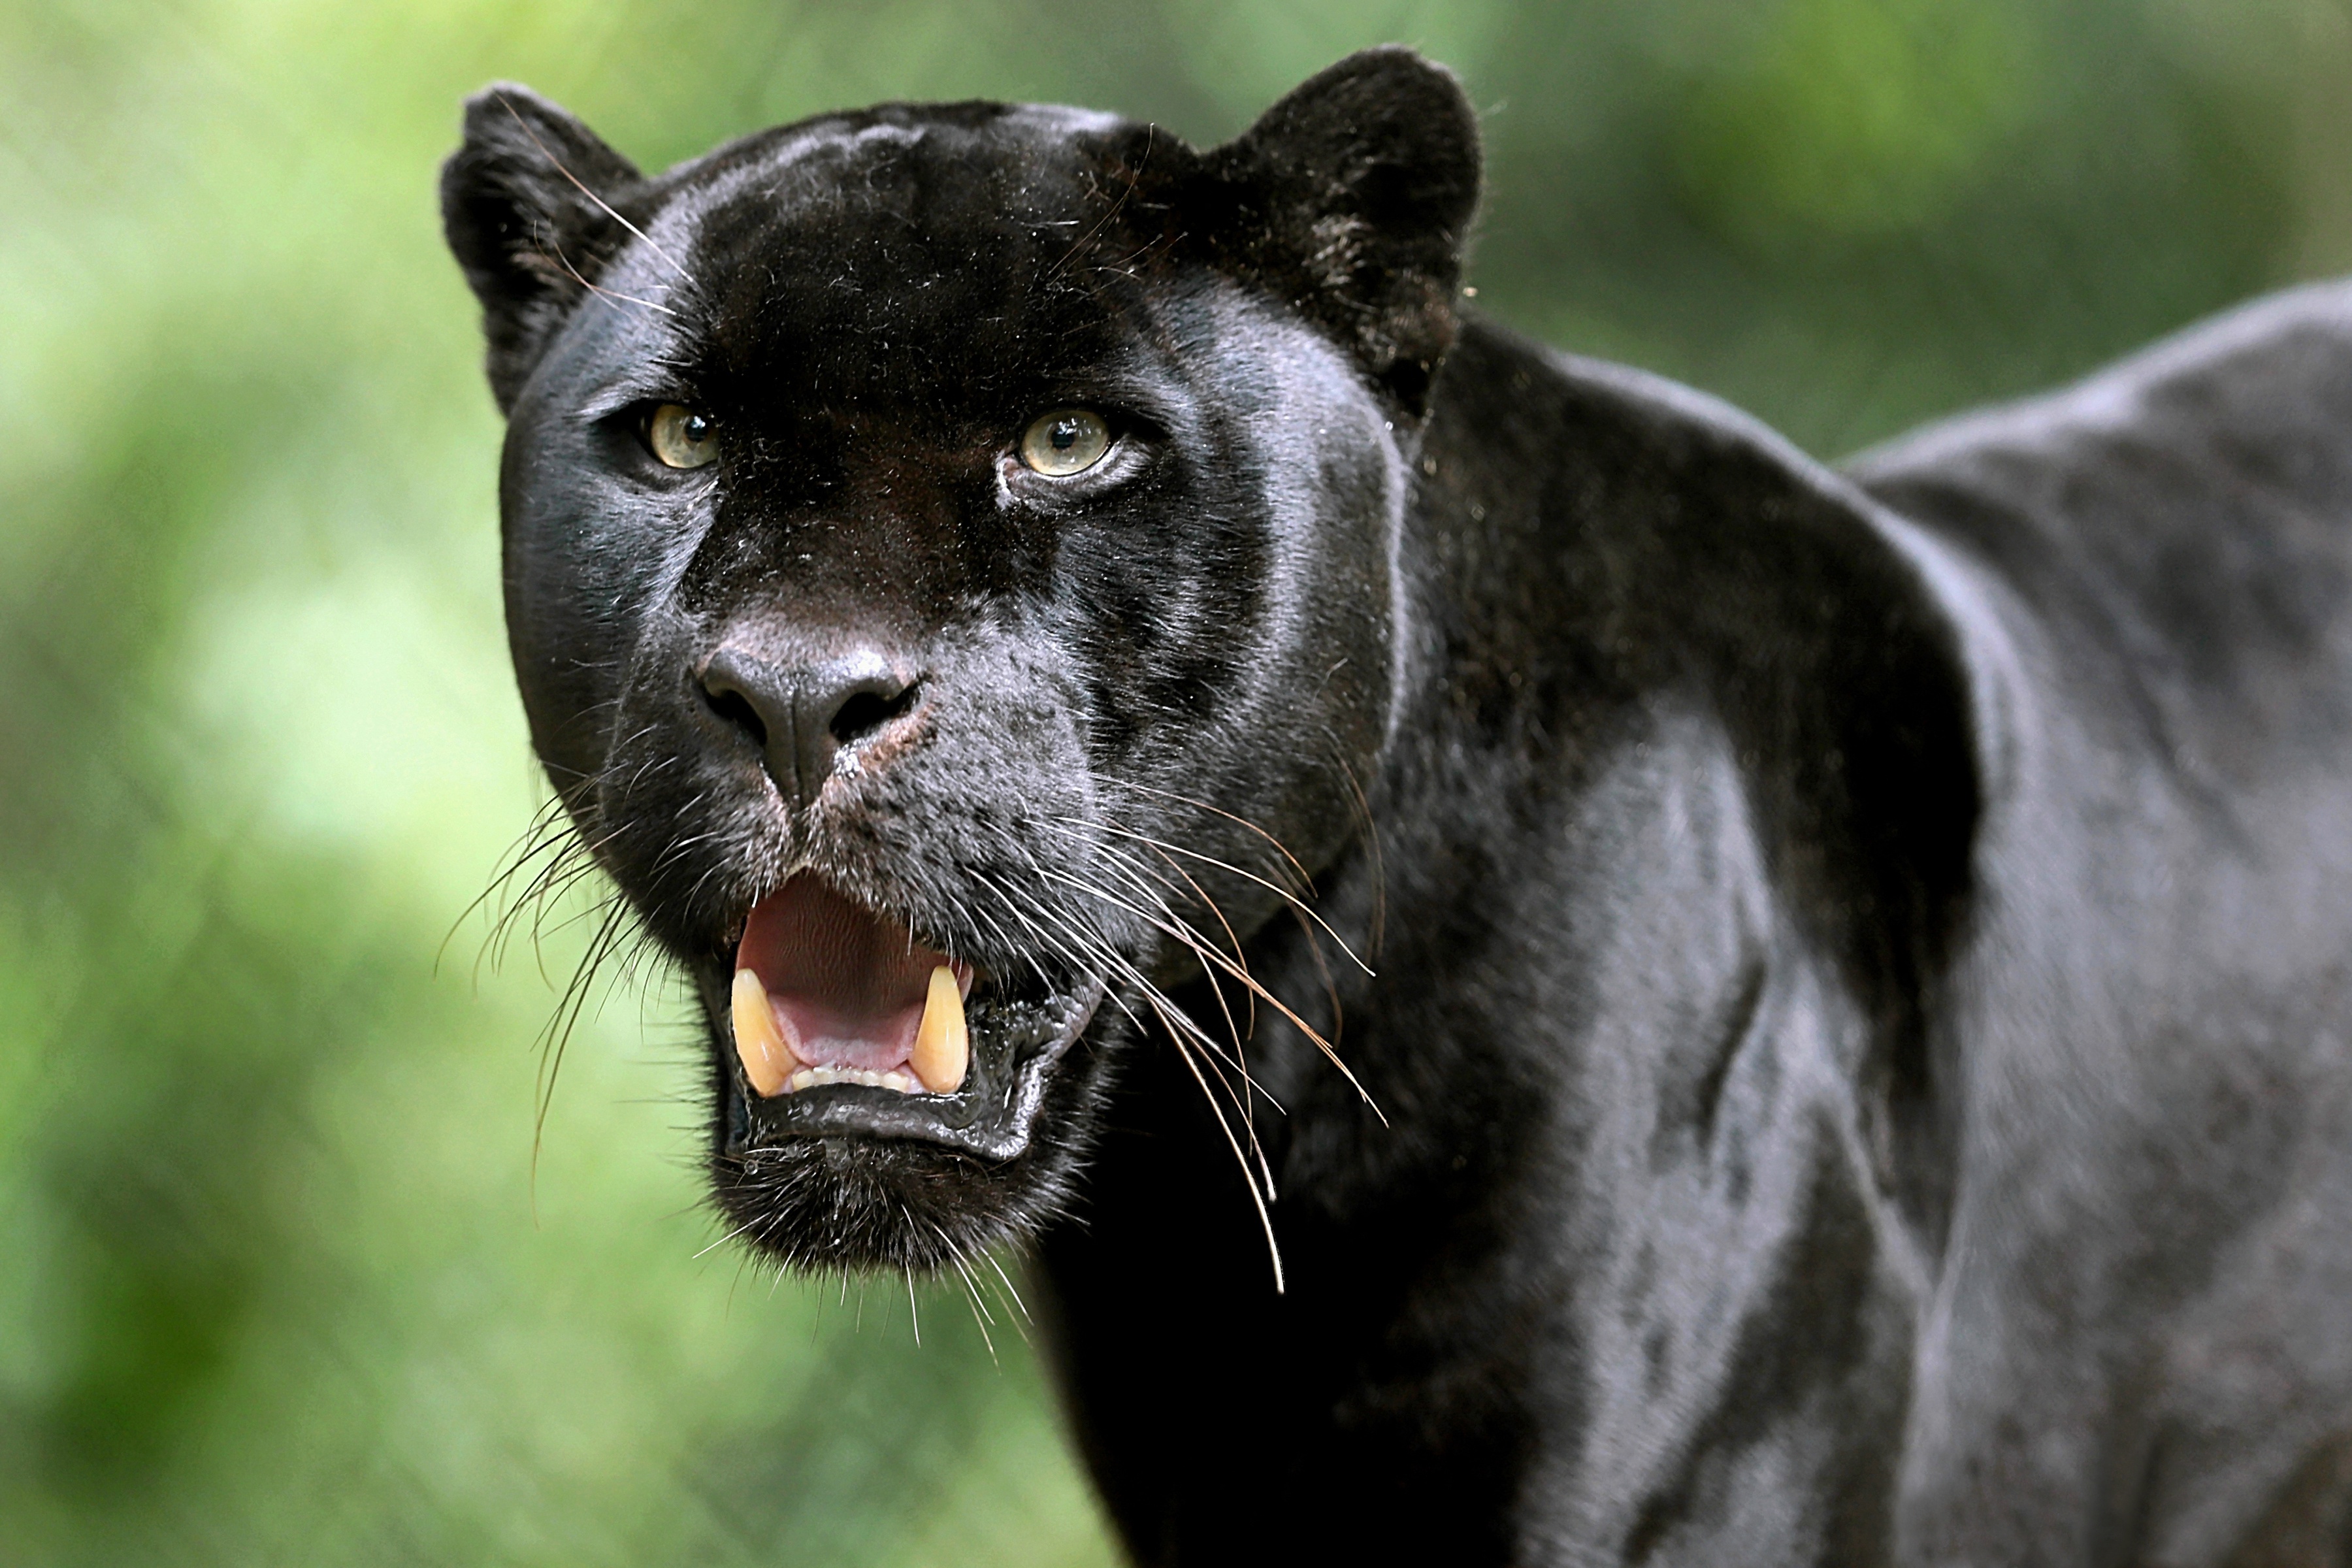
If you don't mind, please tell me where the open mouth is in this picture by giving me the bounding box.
[717,875,1102,1160]
[730,877,975,1097]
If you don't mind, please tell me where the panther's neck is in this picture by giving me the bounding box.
[1389,316,1980,1164]
[1036,323,1987,1565]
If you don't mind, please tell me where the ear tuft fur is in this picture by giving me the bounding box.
[1204,48,1482,417]
[440,84,643,413]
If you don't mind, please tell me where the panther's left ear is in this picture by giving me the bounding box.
[441,84,644,414]
[1200,47,1481,417]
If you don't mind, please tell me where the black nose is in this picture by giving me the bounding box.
[698,645,917,812]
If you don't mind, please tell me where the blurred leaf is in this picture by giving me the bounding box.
[1675,0,2041,237]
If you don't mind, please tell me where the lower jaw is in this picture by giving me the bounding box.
[704,981,1110,1273]
[715,977,1105,1163]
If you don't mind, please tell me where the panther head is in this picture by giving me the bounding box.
[440,49,1478,1273]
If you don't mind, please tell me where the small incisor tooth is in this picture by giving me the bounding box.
[732,968,791,1098]
[909,963,969,1093]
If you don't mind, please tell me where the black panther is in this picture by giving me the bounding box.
[442,48,2352,1565]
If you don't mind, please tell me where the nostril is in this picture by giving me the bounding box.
[699,676,769,749]
[711,687,768,745]
[830,681,918,746]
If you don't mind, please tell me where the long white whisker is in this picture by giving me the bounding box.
[1030,863,1379,1121]
[973,866,1282,1202]
[1152,996,1286,1293]
[1072,817,1374,977]
[495,91,699,286]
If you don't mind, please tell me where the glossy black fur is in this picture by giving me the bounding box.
[445,50,2352,1566]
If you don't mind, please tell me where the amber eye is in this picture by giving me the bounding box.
[645,404,719,469]
[1019,409,1111,477]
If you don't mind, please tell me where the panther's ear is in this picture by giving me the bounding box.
[1202,47,1481,417]
[440,84,644,414]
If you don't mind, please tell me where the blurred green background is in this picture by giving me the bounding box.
[2,0,2346,1561]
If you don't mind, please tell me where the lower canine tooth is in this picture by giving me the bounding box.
[910,964,970,1093]
[731,969,790,1098]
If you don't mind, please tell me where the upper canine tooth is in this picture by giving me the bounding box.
[910,963,970,1093]
[732,968,791,1098]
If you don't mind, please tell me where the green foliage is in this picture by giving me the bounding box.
[1676,0,2042,236]
[0,0,2340,1560]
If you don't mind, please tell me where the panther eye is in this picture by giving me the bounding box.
[1019,409,1111,477]
[645,404,719,469]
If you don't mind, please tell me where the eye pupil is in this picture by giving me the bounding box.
[1051,420,1078,451]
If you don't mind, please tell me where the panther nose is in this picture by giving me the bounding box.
[698,645,917,813]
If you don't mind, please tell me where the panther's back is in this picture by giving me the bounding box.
[1847,280,2352,1563]
[1848,279,2352,789]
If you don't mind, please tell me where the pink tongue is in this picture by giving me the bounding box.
[735,878,947,1073]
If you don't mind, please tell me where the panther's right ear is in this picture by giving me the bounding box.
[1196,48,1482,419]
[440,84,643,414]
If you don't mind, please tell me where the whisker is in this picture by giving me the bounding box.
[548,235,681,319]
[494,90,700,286]
[1045,828,1256,1067]
[1073,818,1373,977]
[983,864,1283,1192]
[1029,864,1378,1121]
[1129,840,1262,1039]
[694,1215,762,1260]
[1096,774,1318,892]
[1006,851,1272,1161]
[1151,995,1286,1293]
[1044,125,1151,283]
[529,891,636,1214]
[983,1250,1031,1324]
[953,1258,1000,1364]
[1290,903,1345,1071]
[1004,864,1267,1098]
[440,789,581,977]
